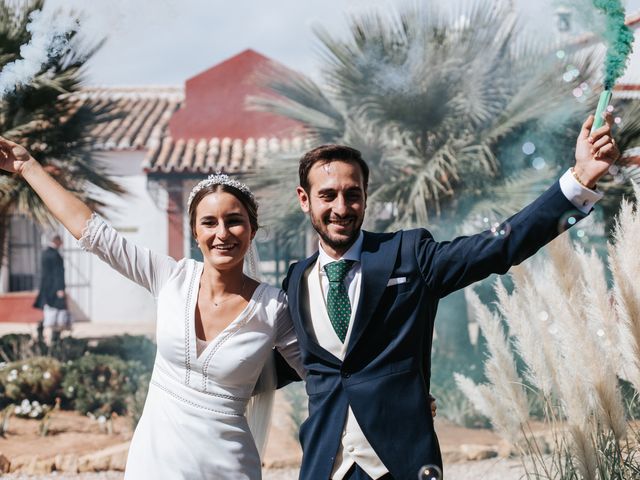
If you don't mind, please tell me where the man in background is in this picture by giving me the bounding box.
[34,234,71,343]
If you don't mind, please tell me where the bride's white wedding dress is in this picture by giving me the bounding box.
[79,215,303,479]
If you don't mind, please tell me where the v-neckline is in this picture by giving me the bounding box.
[189,262,265,363]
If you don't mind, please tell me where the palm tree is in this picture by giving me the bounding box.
[250,0,640,379]
[0,0,124,269]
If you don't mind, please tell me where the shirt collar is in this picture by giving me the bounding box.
[318,230,364,271]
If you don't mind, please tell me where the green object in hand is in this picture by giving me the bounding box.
[591,89,612,134]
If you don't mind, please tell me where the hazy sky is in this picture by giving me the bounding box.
[71,0,640,86]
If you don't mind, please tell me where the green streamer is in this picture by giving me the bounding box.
[593,0,634,89]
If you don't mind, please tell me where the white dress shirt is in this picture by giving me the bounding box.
[305,168,600,479]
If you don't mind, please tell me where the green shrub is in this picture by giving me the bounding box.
[0,334,36,362]
[61,354,146,417]
[0,356,62,406]
[127,371,151,429]
[49,337,89,362]
[89,335,156,371]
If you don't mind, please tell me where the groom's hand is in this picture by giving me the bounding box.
[573,113,620,188]
[429,395,437,418]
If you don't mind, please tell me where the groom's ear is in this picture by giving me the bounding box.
[296,186,310,213]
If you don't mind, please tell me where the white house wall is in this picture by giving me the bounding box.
[76,151,168,324]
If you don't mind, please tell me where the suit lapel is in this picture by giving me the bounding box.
[346,231,401,358]
[290,253,342,366]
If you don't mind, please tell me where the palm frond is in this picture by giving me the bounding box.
[0,0,123,229]
[248,73,344,143]
[459,167,559,233]
[254,0,640,238]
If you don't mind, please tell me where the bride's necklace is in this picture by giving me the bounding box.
[211,279,246,307]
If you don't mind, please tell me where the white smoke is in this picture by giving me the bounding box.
[0,0,178,97]
[0,5,79,96]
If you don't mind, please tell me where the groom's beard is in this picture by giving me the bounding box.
[308,211,363,253]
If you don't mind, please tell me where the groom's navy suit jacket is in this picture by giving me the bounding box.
[282,181,584,479]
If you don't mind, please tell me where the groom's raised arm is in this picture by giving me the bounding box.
[414,114,619,298]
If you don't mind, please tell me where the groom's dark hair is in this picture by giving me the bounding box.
[299,144,369,192]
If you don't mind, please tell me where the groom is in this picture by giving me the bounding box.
[281,114,619,479]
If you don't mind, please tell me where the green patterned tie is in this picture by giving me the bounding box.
[324,260,355,343]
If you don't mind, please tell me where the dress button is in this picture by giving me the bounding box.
[347,446,355,453]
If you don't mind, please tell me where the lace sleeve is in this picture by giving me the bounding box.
[78,213,178,297]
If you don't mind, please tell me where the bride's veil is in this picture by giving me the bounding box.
[244,243,276,459]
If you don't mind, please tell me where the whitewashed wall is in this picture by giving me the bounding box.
[66,151,168,324]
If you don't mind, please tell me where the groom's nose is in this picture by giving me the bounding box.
[331,195,348,215]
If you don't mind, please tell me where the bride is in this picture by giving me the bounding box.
[0,136,304,479]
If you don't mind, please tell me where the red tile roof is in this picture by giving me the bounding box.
[63,86,184,151]
[63,85,308,174]
[614,83,640,99]
[63,50,310,174]
[168,49,303,140]
[143,136,309,174]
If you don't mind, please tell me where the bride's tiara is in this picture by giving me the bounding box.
[187,172,256,209]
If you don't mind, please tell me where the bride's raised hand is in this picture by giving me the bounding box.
[0,134,90,237]
[0,136,33,175]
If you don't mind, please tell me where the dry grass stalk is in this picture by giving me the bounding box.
[457,187,640,478]
[609,252,640,391]
[495,277,559,397]
[468,291,529,429]
[569,424,597,480]
[457,290,529,440]
[576,247,623,378]
[546,235,584,302]
[593,380,627,442]
[610,192,640,393]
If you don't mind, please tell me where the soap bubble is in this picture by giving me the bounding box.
[532,157,546,170]
[522,142,536,155]
[418,465,443,480]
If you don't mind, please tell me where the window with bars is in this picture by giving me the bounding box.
[8,215,42,292]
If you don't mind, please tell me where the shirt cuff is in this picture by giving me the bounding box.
[558,168,604,214]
